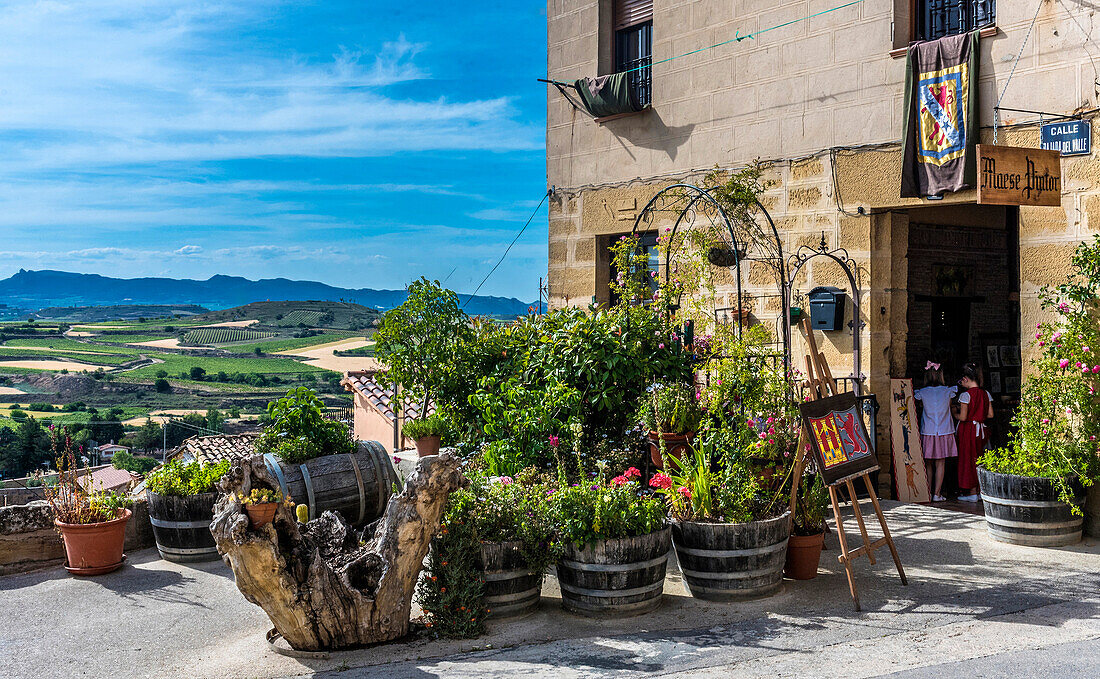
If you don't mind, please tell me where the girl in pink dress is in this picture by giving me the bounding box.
[913,361,957,502]
[954,362,992,502]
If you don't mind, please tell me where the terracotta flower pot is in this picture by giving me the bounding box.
[245,503,278,529]
[647,431,694,469]
[55,508,131,576]
[414,435,442,457]
[784,532,825,580]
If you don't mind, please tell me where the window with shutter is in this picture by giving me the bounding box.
[613,0,652,108]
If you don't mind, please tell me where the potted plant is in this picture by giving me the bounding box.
[786,473,828,580]
[655,426,791,600]
[403,413,446,457]
[42,428,133,576]
[418,471,558,633]
[254,387,397,526]
[639,382,704,469]
[236,487,289,529]
[978,237,1100,546]
[145,458,230,563]
[551,463,669,617]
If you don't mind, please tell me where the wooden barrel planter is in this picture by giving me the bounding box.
[146,490,219,563]
[263,440,398,526]
[671,512,790,600]
[478,541,544,619]
[978,467,1083,547]
[557,527,670,618]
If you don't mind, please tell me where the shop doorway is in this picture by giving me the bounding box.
[902,205,1020,500]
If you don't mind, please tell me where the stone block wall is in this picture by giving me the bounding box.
[0,498,156,576]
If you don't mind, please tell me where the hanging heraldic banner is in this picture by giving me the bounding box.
[901,31,980,198]
[799,393,879,487]
[977,145,1062,207]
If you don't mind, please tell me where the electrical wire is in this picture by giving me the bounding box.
[994,0,1045,144]
[462,190,550,309]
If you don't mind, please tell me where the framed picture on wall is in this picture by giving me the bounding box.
[1000,345,1021,367]
[989,371,1002,394]
[985,346,1000,368]
[1005,376,1021,393]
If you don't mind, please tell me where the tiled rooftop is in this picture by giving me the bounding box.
[171,433,259,465]
[342,370,434,422]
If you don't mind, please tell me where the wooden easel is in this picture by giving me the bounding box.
[790,318,907,611]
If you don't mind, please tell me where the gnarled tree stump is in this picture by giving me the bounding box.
[211,451,466,651]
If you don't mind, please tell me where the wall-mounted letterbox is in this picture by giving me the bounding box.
[808,286,845,331]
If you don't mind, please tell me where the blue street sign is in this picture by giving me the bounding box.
[1040,120,1091,157]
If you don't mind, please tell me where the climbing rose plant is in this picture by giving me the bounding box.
[981,235,1100,510]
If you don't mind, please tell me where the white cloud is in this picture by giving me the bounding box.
[0,0,540,171]
[175,245,203,255]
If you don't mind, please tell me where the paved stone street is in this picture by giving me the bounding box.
[3,502,1098,679]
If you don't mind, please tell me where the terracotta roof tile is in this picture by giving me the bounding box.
[76,465,140,493]
[341,371,434,422]
[173,433,259,465]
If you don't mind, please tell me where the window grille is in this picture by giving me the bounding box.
[613,0,651,108]
[916,0,995,42]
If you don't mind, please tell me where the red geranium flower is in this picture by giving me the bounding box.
[649,472,672,490]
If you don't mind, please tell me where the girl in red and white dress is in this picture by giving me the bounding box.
[955,362,993,502]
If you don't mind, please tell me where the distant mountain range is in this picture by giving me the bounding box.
[0,270,542,317]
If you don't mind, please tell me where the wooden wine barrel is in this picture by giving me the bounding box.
[146,490,219,563]
[978,467,1083,547]
[557,527,670,618]
[263,440,398,526]
[671,512,790,600]
[478,541,544,619]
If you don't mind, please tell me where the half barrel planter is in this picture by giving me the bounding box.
[671,511,791,600]
[146,490,219,563]
[478,541,544,619]
[557,527,671,618]
[977,467,1083,547]
[263,440,398,526]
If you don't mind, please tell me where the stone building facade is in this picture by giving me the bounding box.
[546,0,1100,488]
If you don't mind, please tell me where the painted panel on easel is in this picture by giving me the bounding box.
[890,379,931,503]
[799,393,879,486]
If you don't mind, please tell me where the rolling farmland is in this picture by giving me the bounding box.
[181,327,277,345]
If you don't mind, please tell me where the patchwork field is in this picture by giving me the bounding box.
[125,352,327,377]
[181,327,276,345]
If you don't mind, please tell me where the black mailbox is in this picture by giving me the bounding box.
[808,286,845,331]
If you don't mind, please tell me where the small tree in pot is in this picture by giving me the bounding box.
[786,473,828,580]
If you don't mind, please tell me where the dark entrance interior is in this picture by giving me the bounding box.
[904,205,1020,497]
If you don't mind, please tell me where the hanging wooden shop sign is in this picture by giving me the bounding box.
[976,144,1062,207]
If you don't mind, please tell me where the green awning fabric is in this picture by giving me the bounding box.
[573,73,643,118]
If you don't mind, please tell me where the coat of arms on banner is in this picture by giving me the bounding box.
[917,62,970,166]
[799,393,879,486]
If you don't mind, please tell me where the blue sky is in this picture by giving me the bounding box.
[0,1,547,300]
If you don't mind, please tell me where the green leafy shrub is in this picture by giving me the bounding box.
[418,471,558,638]
[254,387,355,464]
[792,474,828,536]
[981,236,1100,510]
[401,413,446,440]
[637,382,704,435]
[146,459,230,496]
[111,451,159,475]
